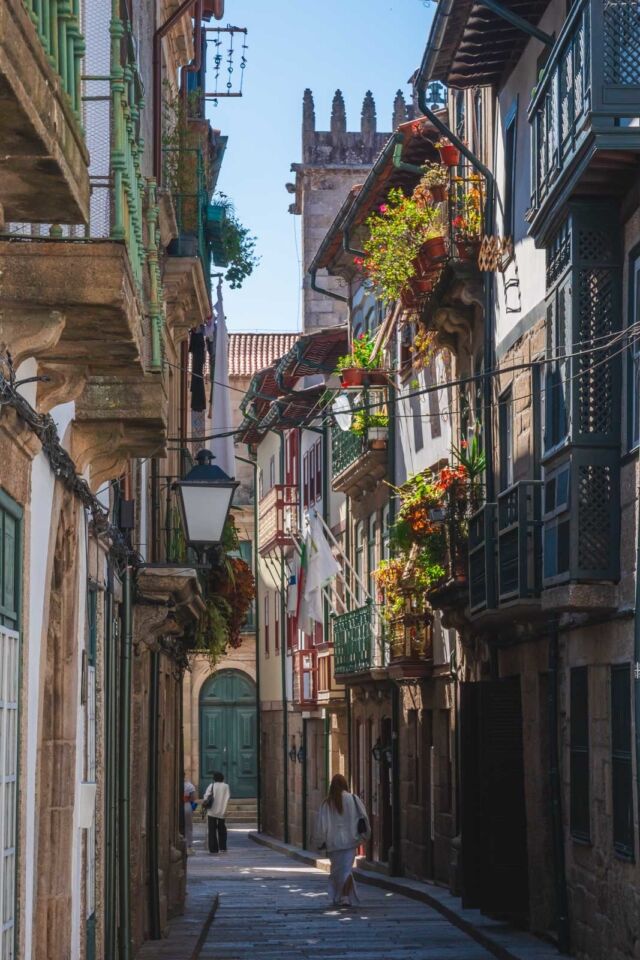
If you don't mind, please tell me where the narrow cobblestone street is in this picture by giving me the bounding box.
[166,824,496,960]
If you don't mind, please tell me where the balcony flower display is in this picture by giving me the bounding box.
[361,188,447,307]
[451,176,483,261]
[413,163,450,204]
[435,137,461,167]
[334,331,388,387]
[350,410,389,447]
[410,326,436,372]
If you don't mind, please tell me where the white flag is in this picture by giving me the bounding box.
[332,393,353,432]
[298,515,340,634]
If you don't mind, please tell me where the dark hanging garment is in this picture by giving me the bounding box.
[189,328,206,412]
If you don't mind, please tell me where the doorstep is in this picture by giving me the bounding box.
[249,832,559,960]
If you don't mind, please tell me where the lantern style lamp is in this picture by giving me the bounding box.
[372,738,383,763]
[175,449,239,548]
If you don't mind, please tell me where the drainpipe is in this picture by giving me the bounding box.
[148,650,161,939]
[118,565,133,960]
[153,0,200,183]
[273,431,290,843]
[310,267,348,303]
[302,718,308,850]
[236,453,262,831]
[633,466,640,895]
[104,569,116,960]
[548,632,571,954]
[416,70,496,503]
[390,684,401,876]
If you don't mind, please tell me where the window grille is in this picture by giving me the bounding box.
[570,666,590,841]
[611,664,634,859]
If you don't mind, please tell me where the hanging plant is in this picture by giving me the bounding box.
[213,193,260,289]
[413,164,450,205]
[410,326,437,371]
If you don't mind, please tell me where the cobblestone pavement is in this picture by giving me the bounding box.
[182,824,495,960]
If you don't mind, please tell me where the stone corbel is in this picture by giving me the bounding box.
[136,566,205,629]
[0,307,66,367]
[133,603,184,650]
[37,361,89,413]
[69,419,132,491]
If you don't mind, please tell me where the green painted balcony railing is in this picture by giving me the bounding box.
[333,603,385,676]
[331,428,364,478]
[529,0,640,216]
[164,145,212,287]
[22,0,85,121]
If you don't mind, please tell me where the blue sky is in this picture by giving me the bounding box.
[208,1,433,332]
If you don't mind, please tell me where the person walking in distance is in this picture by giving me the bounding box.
[183,775,197,855]
[203,771,230,854]
[315,773,371,908]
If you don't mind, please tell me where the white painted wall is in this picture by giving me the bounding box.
[22,452,56,960]
[71,509,88,960]
[395,348,453,482]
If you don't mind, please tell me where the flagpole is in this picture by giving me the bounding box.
[290,530,359,613]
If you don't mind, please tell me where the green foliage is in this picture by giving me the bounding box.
[350,411,388,437]
[334,332,381,372]
[361,188,444,303]
[214,193,260,289]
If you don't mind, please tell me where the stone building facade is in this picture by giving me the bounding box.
[0,0,236,957]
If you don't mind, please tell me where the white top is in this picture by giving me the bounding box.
[203,781,230,818]
[183,780,196,802]
[315,791,370,853]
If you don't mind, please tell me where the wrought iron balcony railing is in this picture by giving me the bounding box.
[332,602,386,677]
[332,428,365,478]
[258,484,298,556]
[529,0,640,225]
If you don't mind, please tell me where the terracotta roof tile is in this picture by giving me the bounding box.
[228,332,299,378]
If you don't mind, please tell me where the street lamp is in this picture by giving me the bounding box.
[174,449,239,548]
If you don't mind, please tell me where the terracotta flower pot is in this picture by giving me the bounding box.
[427,184,448,203]
[415,237,448,277]
[455,239,481,262]
[438,144,460,166]
[409,276,434,297]
[400,287,419,311]
[339,367,365,388]
[363,369,389,387]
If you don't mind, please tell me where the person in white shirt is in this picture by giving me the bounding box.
[203,771,230,853]
[315,773,371,908]
[183,777,196,854]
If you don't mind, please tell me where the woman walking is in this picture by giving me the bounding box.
[315,774,371,908]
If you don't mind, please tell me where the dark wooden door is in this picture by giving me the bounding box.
[460,677,529,921]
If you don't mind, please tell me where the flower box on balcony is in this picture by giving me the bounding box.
[367,426,388,449]
[339,367,388,388]
[437,143,460,167]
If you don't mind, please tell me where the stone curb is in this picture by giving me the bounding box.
[249,832,559,960]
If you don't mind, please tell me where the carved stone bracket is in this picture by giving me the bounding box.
[136,566,205,641]
[163,256,210,345]
[37,361,89,413]
[0,307,66,367]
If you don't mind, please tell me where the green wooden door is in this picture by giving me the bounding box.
[199,670,257,798]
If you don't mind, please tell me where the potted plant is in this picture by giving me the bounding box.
[435,137,461,167]
[334,332,387,387]
[414,163,450,204]
[415,221,449,274]
[350,411,389,448]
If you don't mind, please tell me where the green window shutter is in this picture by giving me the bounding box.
[0,492,22,631]
[611,664,634,860]
[570,666,590,841]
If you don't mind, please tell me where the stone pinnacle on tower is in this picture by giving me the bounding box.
[361,90,377,136]
[331,90,347,136]
[303,88,315,133]
[392,89,408,130]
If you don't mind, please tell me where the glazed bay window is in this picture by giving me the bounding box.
[355,521,364,606]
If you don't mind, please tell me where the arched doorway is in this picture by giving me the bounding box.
[199,669,257,798]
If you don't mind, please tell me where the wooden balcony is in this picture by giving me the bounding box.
[387,610,433,681]
[316,647,344,703]
[258,485,298,556]
[0,0,89,224]
[331,427,388,500]
[293,649,317,707]
[332,603,387,680]
[528,0,640,243]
